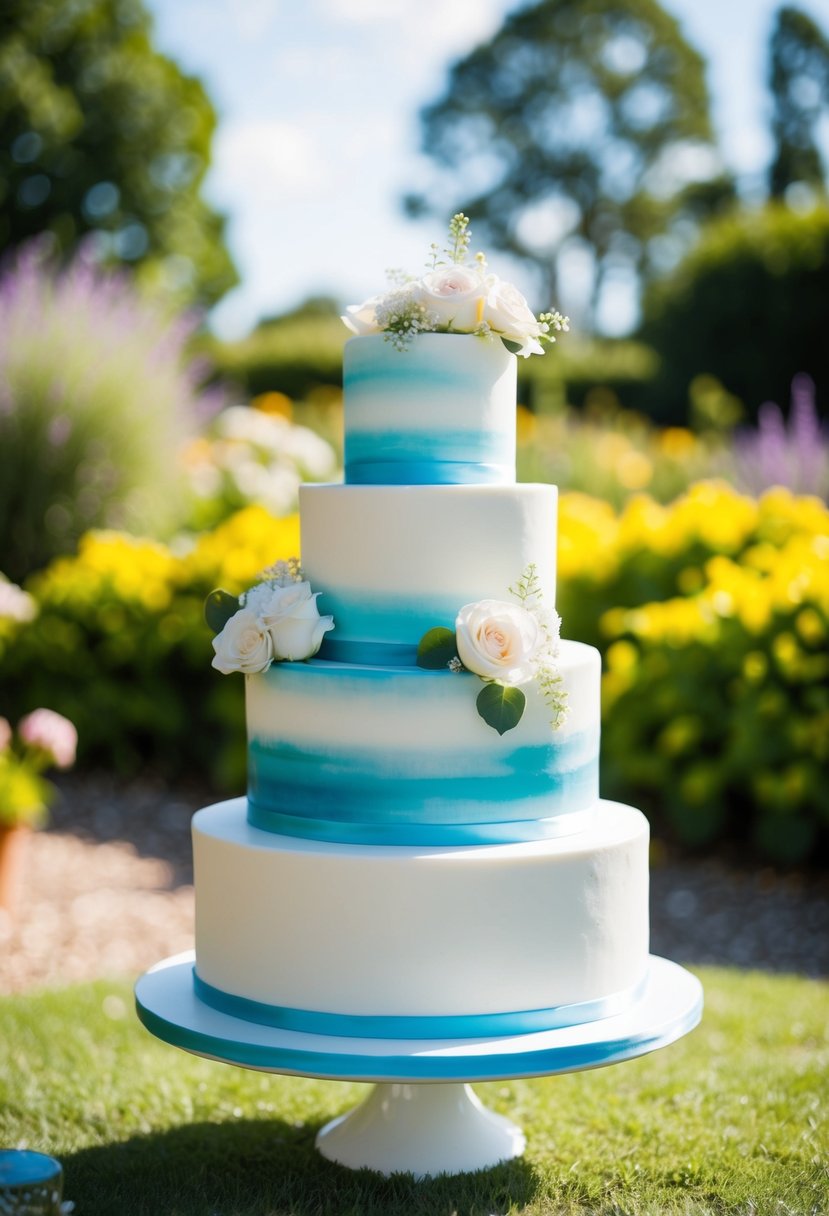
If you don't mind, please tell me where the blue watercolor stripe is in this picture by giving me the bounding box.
[308,591,466,645]
[192,968,648,1041]
[318,637,419,666]
[246,802,595,846]
[247,738,598,830]
[344,357,478,391]
[345,459,509,486]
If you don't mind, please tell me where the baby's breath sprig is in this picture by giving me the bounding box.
[385,267,413,288]
[509,563,569,728]
[260,557,303,586]
[508,563,542,605]
[375,290,439,352]
[538,663,568,729]
[538,310,570,344]
[447,212,472,263]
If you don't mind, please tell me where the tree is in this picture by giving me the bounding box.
[640,203,829,424]
[768,5,829,199]
[408,0,734,327]
[0,0,237,308]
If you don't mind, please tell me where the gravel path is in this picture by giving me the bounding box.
[1,774,827,995]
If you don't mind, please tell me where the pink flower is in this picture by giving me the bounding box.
[18,708,78,769]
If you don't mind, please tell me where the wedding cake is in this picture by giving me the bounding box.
[195,219,650,1039]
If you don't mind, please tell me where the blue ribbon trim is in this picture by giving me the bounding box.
[345,459,509,486]
[245,800,594,846]
[192,969,648,1041]
[136,955,704,1082]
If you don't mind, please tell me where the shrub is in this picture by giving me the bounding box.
[0,508,300,789]
[641,203,829,424]
[518,403,717,508]
[181,395,338,530]
[0,245,222,582]
[558,483,829,862]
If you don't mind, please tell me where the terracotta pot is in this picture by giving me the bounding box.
[0,823,30,915]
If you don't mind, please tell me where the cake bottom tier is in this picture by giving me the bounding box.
[193,799,650,1039]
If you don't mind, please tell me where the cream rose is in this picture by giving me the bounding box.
[455,599,541,685]
[417,264,487,330]
[341,295,383,336]
[212,608,274,675]
[260,582,334,662]
[483,276,546,356]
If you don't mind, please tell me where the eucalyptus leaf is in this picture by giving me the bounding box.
[204,589,240,635]
[476,682,526,735]
[416,626,459,670]
[501,338,523,355]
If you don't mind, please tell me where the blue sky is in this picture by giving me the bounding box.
[145,0,829,338]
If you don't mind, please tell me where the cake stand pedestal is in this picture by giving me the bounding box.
[135,952,702,1180]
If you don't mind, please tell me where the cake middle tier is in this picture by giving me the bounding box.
[246,640,599,846]
[300,482,557,663]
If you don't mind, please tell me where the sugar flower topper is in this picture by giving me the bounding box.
[205,558,334,674]
[343,214,569,358]
[416,565,568,734]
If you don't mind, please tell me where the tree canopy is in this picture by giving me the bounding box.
[408,0,734,325]
[768,4,829,200]
[0,0,237,308]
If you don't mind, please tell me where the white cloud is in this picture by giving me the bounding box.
[234,0,283,39]
[317,0,509,75]
[211,119,326,203]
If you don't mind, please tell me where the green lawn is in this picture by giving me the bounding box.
[1,966,827,1215]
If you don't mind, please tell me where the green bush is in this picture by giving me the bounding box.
[0,509,301,790]
[206,310,347,400]
[641,202,829,424]
[0,248,218,582]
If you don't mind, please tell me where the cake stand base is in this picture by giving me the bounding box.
[315,1082,525,1177]
[135,953,702,1178]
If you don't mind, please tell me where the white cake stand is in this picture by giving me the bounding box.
[135,952,702,1179]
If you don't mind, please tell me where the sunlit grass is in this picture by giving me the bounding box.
[1,966,827,1214]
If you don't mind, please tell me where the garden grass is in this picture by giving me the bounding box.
[1,966,826,1215]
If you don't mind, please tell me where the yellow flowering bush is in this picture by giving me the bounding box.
[2,479,826,861]
[1,511,299,786]
[557,483,829,862]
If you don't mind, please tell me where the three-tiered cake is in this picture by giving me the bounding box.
[191,327,651,1040]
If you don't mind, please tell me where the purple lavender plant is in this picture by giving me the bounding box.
[0,243,227,580]
[729,375,829,499]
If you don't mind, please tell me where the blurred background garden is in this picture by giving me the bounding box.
[1,0,828,873]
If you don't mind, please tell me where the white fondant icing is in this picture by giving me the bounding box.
[193,799,650,1020]
[300,483,557,646]
[247,639,595,752]
[343,334,517,484]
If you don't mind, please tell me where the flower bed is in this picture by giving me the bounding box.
[1,483,826,862]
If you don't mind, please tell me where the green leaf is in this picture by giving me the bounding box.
[416,626,459,670]
[501,338,523,355]
[204,589,240,635]
[476,682,526,735]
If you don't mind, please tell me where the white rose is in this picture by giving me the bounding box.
[483,276,546,356]
[212,608,274,675]
[455,599,541,686]
[341,295,383,335]
[417,264,487,331]
[260,583,334,661]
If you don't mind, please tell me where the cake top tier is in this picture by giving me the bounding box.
[340,214,568,487]
[343,334,517,486]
